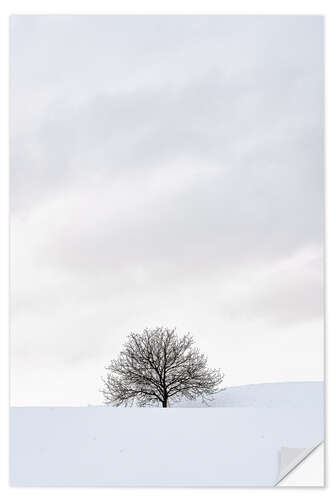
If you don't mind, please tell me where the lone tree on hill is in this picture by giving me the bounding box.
[102,327,223,408]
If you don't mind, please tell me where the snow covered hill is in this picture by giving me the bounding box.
[172,381,323,408]
[10,381,323,486]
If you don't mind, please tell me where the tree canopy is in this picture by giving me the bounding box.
[102,327,223,407]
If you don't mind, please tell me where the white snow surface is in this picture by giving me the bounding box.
[172,381,324,407]
[10,382,323,486]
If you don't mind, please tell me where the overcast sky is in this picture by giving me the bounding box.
[11,16,324,406]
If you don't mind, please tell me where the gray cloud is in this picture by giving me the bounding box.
[11,16,324,405]
[222,249,323,325]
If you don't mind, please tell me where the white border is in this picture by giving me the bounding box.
[0,1,331,499]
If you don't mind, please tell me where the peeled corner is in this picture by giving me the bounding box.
[275,443,323,485]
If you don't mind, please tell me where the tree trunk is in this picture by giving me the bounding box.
[162,399,168,408]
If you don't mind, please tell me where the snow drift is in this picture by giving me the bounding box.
[10,381,323,486]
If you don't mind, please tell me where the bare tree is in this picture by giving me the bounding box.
[102,327,223,407]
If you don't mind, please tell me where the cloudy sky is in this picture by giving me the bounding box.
[11,16,324,406]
